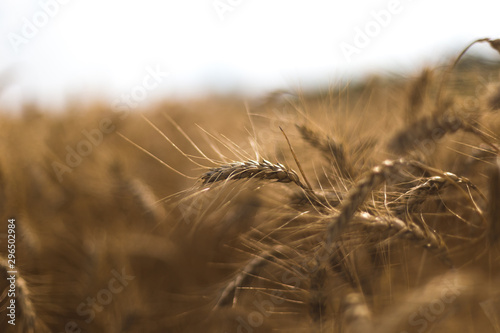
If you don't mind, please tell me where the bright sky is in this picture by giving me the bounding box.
[0,0,499,111]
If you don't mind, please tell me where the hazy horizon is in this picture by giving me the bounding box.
[1,0,500,111]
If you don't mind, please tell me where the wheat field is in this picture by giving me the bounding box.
[1,39,500,333]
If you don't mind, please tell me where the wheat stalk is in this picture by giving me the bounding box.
[308,265,327,323]
[325,159,412,246]
[214,245,285,308]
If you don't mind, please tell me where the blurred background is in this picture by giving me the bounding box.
[0,0,500,112]
[1,2,500,332]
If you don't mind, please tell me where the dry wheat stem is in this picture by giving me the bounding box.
[214,245,286,308]
[325,159,410,247]
[327,245,358,290]
[308,265,327,323]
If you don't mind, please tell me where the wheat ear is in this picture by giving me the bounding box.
[355,212,452,267]
[387,109,484,156]
[202,159,301,185]
[390,174,468,216]
[296,124,352,178]
[406,68,431,124]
